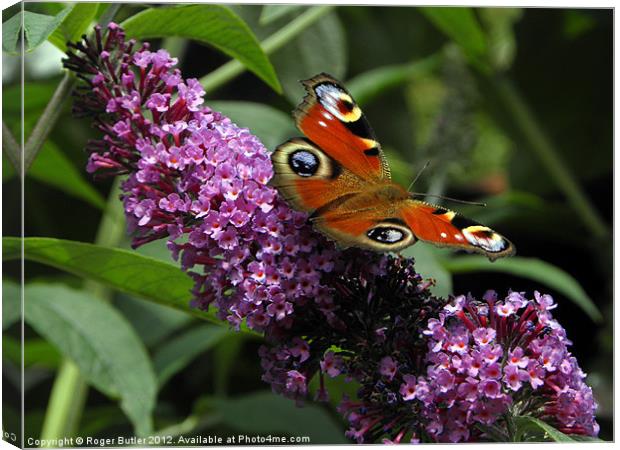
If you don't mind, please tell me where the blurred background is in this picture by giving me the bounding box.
[3,3,613,443]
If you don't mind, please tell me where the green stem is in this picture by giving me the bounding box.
[39,179,126,442]
[23,3,121,175]
[23,73,73,173]
[161,37,188,60]
[39,360,88,442]
[2,121,21,174]
[490,76,610,240]
[200,5,335,92]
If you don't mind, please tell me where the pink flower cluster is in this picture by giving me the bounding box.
[63,23,358,332]
[400,291,599,442]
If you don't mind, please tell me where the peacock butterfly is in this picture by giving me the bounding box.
[270,73,515,261]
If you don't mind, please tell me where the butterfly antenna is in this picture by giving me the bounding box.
[406,160,431,192]
[410,192,487,207]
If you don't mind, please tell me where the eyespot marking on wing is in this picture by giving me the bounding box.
[367,227,405,244]
[362,220,416,251]
[272,138,339,181]
[289,150,319,177]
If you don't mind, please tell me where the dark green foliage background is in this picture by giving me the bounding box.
[2,3,612,444]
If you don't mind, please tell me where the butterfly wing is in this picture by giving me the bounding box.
[399,200,515,261]
[310,188,418,252]
[312,194,515,260]
[293,73,390,181]
[271,138,368,214]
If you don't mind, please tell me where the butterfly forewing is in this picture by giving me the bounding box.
[293,73,391,181]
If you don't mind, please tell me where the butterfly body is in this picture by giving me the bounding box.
[271,73,515,261]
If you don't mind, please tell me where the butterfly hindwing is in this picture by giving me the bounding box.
[310,191,514,260]
[293,73,390,181]
[310,184,417,251]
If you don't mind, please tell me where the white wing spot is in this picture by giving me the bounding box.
[318,121,327,128]
[462,227,506,252]
[440,232,447,238]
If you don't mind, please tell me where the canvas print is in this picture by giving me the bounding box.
[2,2,612,446]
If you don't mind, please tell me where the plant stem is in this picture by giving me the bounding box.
[23,74,73,173]
[22,3,122,175]
[3,121,21,174]
[39,179,126,442]
[200,5,335,92]
[39,360,87,442]
[490,76,610,240]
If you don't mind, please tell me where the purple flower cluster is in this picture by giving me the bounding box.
[63,23,383,333]
[259,257,439,412]
[409,291,600,441]
[338,290,599,443]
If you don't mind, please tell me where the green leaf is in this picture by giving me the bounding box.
[208,101,296,150]
[442,256,602,322]
[308,371,360,409]
[4,80,57,116]
[272,11,347,103]
[213,333,246,396]
[2,279,20,330]
[420,7,489,72]
[347,54,441,106]
[2,12,21,54]
[4,337,62,369]
[115,294,192,348]
[122,5,281,93]
[259,5,305,25]
[570,435,606,442]
[513,416,575,442]
[479,8,523,71]
[24,283,156,436]
[456,190,547,225]
[401,245,453,298]
[563,10,597,40]
[209,391,347,443]
[3,238,191,318]
[131,238,174,263]
[7,236,192,313]
[28,141,106,209]
[3,237,259,335]
[3,8,74,54]
[153,325,230,387]
[3,153,16,182]
[48,3,99,52]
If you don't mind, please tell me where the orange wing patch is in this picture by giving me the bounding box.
[293,73,390,181]
[401,201,515,260]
